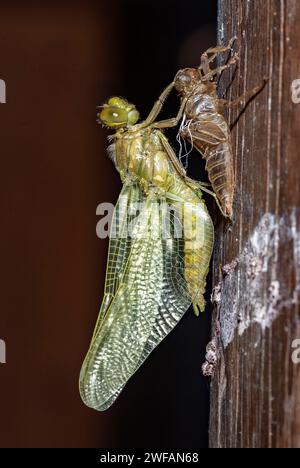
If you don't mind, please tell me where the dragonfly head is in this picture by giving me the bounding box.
[97,97,140,128]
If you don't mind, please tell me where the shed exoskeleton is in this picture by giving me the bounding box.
[173,37,266,219]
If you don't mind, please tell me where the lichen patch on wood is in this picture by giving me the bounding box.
[215,213,300,349]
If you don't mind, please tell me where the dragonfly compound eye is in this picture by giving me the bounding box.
[98,97,139,127]
[99,106,129,127]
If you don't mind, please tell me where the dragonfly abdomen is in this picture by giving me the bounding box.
[169,181,214,315]
[183,199,214,314]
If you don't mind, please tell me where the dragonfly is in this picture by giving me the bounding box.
[79,89,214,411]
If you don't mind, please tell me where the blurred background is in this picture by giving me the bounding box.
[0,0,217,448]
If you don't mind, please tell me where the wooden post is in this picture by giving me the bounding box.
[210,0,300,448]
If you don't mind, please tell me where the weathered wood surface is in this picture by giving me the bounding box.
[210,0,300,448]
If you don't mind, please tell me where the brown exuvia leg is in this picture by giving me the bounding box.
[201,53,240,82]
[220,78,269,129]
[199,36,237,76]
[222,78,268,109]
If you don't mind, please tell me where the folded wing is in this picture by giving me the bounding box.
[79,182,194,411]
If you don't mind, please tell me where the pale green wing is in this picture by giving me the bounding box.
[79,188,193,411]
[91,182,143,339]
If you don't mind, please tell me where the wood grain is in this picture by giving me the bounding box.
[210,0,300,448]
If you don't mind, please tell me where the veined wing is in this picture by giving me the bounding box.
[91,182,143,339]
[79,189,193,411]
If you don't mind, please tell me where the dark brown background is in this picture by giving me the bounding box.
[0,0,216,447]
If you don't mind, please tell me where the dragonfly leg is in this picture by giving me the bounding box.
[161,136,214,191]
[159,133,187,177]
[151,97,188,129]
[138,82,175,128]
[199,36,237,76]
[197,183,229,218]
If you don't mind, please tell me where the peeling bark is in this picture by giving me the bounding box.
[210,0,300,448]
